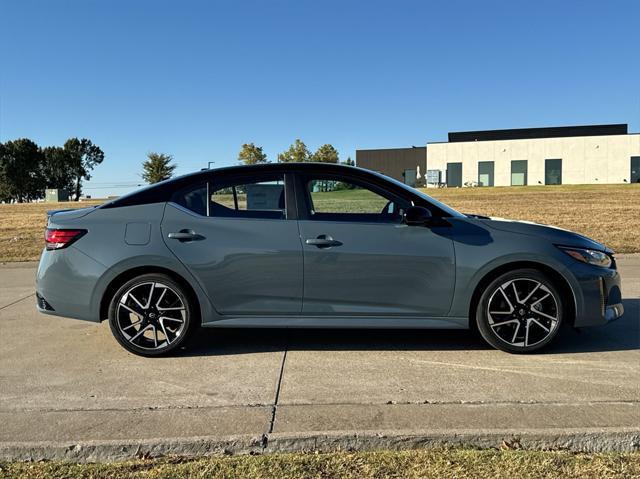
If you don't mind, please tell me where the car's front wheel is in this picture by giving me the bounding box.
[476,269,564,353]
[108,273,196,356]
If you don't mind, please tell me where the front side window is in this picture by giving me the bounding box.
[210,173,286,219]
[304,176,408,223]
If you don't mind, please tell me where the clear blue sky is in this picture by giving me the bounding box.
[1,0,639,197]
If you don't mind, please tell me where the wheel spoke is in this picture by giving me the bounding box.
[534,309,557,322]
[128,324,152,343]
[490,319,519,328]
[160,315,184,323]
[119,302,144,318]
[155,287,167,308]
[121,319,143,331]
[531,317,551,332]
[511,321,521,343]
[128,292,147,311]
[497,286,515,312]
[521,282,541,305]
[144,283,156,309]
[530,293,550,307]
[159,319,172,345]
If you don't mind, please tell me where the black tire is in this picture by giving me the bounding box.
[108,273,196,357]
[476,268,564,353]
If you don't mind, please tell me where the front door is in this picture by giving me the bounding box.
[297,174,455,316]
[161,172,303,315]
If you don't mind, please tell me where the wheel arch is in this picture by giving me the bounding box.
[468,261,577,330]
[99,266,201,323]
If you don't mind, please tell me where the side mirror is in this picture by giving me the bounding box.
[404,206,432,226]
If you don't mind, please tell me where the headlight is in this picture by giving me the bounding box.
[558,246,612,268]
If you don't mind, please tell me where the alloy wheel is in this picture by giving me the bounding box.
[115,281,187,351]
[486,278,560,348]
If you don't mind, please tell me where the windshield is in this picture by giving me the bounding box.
[370,171,466,218]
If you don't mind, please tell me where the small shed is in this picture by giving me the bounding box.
[45,189,70,202]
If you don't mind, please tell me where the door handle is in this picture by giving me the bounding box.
[167,230,202,242]
[305,235,343,248]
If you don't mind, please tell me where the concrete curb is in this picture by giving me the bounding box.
[1,428,639,462]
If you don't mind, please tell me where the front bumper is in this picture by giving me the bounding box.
[571,262,624,327]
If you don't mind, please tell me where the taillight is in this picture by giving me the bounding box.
[45,229,87,250]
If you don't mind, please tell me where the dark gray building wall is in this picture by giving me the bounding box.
[356,147,427,184]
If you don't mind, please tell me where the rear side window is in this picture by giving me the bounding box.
[210,173,286,220]
[173,183,208,216]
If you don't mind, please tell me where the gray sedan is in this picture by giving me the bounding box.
[36,163,623,356]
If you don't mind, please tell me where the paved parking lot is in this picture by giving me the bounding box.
[0,258,638,458]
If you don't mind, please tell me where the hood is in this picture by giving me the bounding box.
[477,217,610,253]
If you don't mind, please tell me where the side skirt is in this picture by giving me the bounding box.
[201,316,468,329]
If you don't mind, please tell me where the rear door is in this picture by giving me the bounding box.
[296,173,455,317]
[161,171,303,315]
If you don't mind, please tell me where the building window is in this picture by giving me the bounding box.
[478,161,494,187]
[545,159,562,185]
[446,162,462,187]
[511,160,528,186]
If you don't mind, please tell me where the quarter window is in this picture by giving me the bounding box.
[173,183,208,216]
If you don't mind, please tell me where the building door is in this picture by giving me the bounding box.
[478,161,494,187]
[511,160,528,186]
[447,162,462,187]
[632,157,640,183]
[545,159,562,185]
[403,169,417,187]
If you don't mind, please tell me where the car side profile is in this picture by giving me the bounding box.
[36,163,624,356]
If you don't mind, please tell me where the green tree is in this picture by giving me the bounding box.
[41,146,75,193]
[142,152,177,184]
[278,139,310,163]
[344,156,355,166]
[238,143,268,165]
[311,144,339,163]
[0,138,44,202]
[64,138,105,200]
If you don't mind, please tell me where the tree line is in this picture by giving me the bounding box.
[0,137,353,201]
[238,139,353,166]
[0,138,104,202]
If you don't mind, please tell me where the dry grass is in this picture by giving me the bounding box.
[424,184,640,254]
[0,200,103,262]
[1,449,639,479]
[0,184,638,262]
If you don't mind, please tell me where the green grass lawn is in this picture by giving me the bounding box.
[1,449,639,479]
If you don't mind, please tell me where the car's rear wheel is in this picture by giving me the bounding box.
[108,273,196,356]
[476,269,564,353]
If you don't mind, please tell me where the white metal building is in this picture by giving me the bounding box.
[426,124,640,187]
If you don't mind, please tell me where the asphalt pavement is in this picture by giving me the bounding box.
[0,258,638,460]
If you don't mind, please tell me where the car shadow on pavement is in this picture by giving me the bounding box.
[181,298,639,357]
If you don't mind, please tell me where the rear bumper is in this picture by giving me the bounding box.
[36,246,106,322]
[571,262,624,327]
